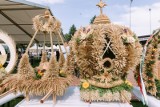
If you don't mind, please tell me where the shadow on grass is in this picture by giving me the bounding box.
[131,100,148,107]
[0,97,24,107]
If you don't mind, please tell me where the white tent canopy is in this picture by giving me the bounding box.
[0,0,64,44]
[29,44,69,57]
[29,44,58,50]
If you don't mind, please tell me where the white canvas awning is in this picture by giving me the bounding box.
[29,45,58,50]
[0,0,64,44]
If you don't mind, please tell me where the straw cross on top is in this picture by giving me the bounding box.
[96,0,107,15]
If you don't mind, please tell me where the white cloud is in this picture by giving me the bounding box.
[114,21,124,25]
[44,0,64,4]
[116,2,160,36]
[26,0,64,4]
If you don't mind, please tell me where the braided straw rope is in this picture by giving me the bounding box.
[80,90,131,102]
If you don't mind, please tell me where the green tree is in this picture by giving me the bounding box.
[90,15,96,24]
[69,24,77,36]
[64,33,71,42]
[65,24,77,42]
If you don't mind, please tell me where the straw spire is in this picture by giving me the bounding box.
[93,0,111,24]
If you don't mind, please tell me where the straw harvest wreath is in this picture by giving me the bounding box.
[135,29,160,99]
[0,10,74,104]
[0,31,17,92]
[70,0,142,102]
[0,31,17,73]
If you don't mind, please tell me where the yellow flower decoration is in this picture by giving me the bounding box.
[153,48,157,52]
[125,80,132,86]
[40,73,44,76]
[82,82,90,89]
[59,70,67,77]
[60,70,64,74]
[38,70,44,76]
[0,63,3,68]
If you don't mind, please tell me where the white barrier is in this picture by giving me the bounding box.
[0,92,23,106]
[16,87,132,107]
[132,86,160,107]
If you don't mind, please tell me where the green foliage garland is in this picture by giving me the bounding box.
[80,83,132,97]
[155,79,160,99]
[135,29,160,98]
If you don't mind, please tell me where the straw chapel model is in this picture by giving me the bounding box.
[70,0,142,103]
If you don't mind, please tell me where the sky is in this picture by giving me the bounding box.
[26,0,160,36]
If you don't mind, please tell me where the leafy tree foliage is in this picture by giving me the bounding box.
[90,15,96,24]
[65,24,77,41]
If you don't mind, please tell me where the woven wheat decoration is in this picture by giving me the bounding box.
[70,0,142,103]
[0,10,73,104]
